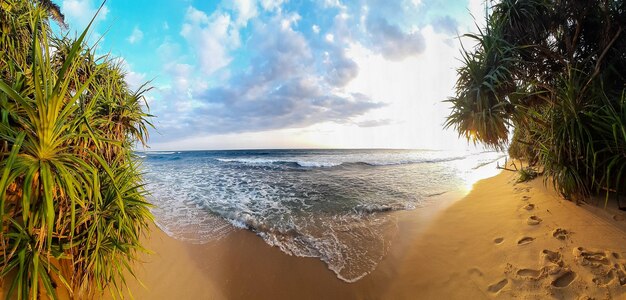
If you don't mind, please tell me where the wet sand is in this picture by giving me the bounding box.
[117,169,626,299]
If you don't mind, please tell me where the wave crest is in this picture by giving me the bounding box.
[213,155,484,169]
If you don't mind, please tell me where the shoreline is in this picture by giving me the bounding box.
[116,169,626,299]
[113,188,468,299]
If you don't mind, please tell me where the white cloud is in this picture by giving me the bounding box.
[127,26,143,44]
[117,58,147,91]
[280,12,301,30]
[149,128,319,151]
[323,0,346,9]
[340,26,469,150]
[467,0,487,29]
[126,71,147,91]
[260,0,286,12]
[180,6,240,75]
[231,0,258,26]
[143,0,482,150]
[61,0,109,30]
[366,18,426,60]
[164,63,195,91]
[185,6,209,23]
[163,22,170,30]
[157,40,182,61]
[147,14,380,145]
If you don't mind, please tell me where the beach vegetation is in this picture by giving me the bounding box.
[0,0,153,298]
[517,167,538,183]
[446,0,626,205]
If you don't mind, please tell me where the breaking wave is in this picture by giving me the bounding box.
[142,149,505,282]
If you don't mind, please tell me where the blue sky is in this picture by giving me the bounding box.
[58,0,485,150]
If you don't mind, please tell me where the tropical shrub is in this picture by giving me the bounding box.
[446,0,626,204]
[0,0,153,298]
[517,167,538,183]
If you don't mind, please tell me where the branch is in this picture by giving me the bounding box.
[581,26,622,97]
[592,26,622,79]
[496,165,518,172]
[570,21,582,59]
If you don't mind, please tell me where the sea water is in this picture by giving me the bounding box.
[139,149,506,282]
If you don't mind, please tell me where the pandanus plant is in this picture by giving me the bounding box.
[0,1,153,298]
[446,0,626,203]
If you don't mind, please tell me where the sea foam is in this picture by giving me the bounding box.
[142,149,505,282]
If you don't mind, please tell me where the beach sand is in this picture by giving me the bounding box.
[114,169,626,299]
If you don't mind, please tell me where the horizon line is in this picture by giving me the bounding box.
[133,146,469,152]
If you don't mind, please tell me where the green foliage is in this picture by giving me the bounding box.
[517,167,538,183]
[507,127,534,163]
[444,22,517,149]
[0,1,153,298]
[446,0,626,202]
[589,92,626,207]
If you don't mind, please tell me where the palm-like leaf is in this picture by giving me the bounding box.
[0,1,154,298]
[447,0,626,200]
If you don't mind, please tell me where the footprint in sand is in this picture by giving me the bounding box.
[551,271,576,288]
[541,249,564,275]
[592,269,616,286]
[614,214,625,221]
[523,203,535,210]
[573,247,610,266]
[574,247,626,286]
[617,267,626,286]
[468,267,484,277]
[487,278,508,293]
[542,249,563,265]
[494,237,504,244]
[527,215,542,225]
[518,237,535,245]
[552,228,569,240]
[517,268,542,279]
[521,195,531,201]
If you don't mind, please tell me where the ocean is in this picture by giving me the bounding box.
[139,149,506,282]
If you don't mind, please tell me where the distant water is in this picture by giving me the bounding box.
[139,149,506,282]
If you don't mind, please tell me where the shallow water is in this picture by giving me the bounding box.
[140,149,505,282]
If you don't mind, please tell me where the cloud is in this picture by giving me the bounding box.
[125,71,147,91]
[366,17,426,60]
[323,0,346,9]
[144,0,478,146]
[156,40,182,61]
[127,26,143,44]
[260,0,286,12]
[280,12,301,30]
[185,6,209,23]
[150,15,382,142]
[323,47,359,87]
[432,15,459,35]
[116,58,147,91]
[180,6,240,75]
[355,119,393,127]
[61,0,109,30]
[467,0,487,29]
[230,0,258,26]
[318,11,360,87]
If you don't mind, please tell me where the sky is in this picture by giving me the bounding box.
[57,0,486,151]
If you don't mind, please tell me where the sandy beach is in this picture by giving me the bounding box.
[3,1,625,299]
[117,168,626,299]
